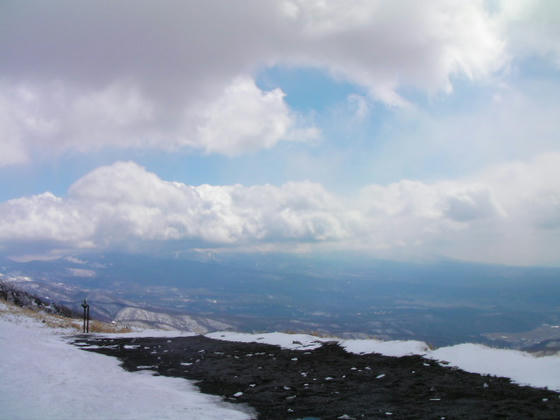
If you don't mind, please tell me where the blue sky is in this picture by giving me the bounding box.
[1,0,559,266]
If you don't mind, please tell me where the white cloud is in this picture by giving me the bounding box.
[0,161,346,251]
[189,77,317,155]
[72,83,155,145]
[477,154,560,230]
[0,132,28,167]
[0,78,315,164]
[498,0,560,67]
[0,0,507,164]
[0,81,157,165]
[1,156,559,265]
[283,0,505,100]
[347,94,370,120]
[351,153,560,265]
[352,180,505,258]
[364,76,560,183]
[0,192,93,246]
[0,85,52,166]
[67,268,96,278]
[1,1,557,263]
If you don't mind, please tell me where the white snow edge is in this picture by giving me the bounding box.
[207,331,560,392]
[92,326,560,392]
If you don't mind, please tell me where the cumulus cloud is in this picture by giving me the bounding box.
[353,180,506,257]
[1,156,559,265]
[477,154,560,230]
[352,154,560,265]
[0,0,506,164]
[0,161,347,254]
[282,0,505,101]
[190,77,318,155]
[0,77,312,164]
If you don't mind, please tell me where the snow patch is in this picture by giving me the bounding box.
[0,314,253,419]
[206,331,328,350]
[428,343,560,391]
[341,338,429,357]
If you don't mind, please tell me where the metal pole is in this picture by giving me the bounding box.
[81,299,88,333]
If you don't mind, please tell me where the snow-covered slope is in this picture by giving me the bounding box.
[0,302,253,420]
[2,299,559,420]
[428,343,560,391]
[114,306,232,333]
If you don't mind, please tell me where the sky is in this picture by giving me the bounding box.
[1,0,560,266]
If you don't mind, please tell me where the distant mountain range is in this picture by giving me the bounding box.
[1,252,559,347]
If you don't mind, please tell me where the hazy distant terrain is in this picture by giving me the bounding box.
[1,253,559,347]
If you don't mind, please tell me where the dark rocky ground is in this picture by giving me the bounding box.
[72,334,560,419]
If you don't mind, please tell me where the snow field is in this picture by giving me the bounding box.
[2,304,559,420]
[429,343,560,391]
[0,314,254,420]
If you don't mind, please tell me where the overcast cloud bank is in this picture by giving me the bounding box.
[2,0,554,164]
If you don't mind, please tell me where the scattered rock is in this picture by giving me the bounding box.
[73,335,560,420]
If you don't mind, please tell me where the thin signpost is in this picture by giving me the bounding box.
[81,299,90,333]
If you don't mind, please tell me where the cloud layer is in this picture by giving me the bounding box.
[0,0,508,164]
[1,1,558,267]
[1,156,559,265]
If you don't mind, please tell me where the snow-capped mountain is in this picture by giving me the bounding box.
[114,306,232,333]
